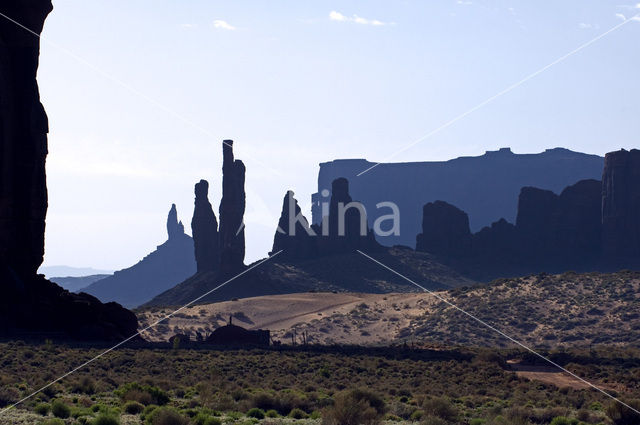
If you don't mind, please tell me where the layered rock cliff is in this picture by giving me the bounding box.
[0,2,138,339]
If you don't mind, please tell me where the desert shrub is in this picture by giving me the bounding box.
[117,383,169,406]
[420,416,447,425]
[422,397,457,422]
[42,419,65,425]
[322,389,382,425]
[145,407,188,425]
[410,409,424,420]
[606,400,640,425]
[51,400,71,418]
[247,408,265,419]
[124,400,145,414]
[289,408,308,419]
[34,403,50,415]
[550,417,576,425]
[469,419,486,425]
[193,412,221,425]
[265,409,279,418]
[92,414,120,425]
[0,385,20,406]
[72,377,96,395]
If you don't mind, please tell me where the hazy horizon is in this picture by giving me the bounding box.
[38,1,640,270]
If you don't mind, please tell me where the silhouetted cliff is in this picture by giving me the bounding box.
[602,149,640,263]
[192,180,219,272]
[313,148,603,248]
[0,2,138,340]
[271,178,381,259]
[82,205,196,308]
[416,178,606,279]
[219,140,246,275]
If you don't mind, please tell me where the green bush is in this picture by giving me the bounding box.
[51,400,71,419]
[289,408,308,419]
[124,400,145,414]
[192,411,221,425]
[145,407,188,425]
[265,409,279,418]
[549,417,578,425]
[246,408,265,419]
[34,403,50,416]
[92,414,120,425]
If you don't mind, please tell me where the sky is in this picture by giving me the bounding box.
[35,0,640,271]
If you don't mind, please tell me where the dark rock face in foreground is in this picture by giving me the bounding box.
[191,180,219,272]
[82,205,196,308]
[0,2,138,339]
[602,149,640,262]
[218,140,246,275]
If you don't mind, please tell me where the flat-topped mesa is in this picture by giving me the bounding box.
[191,180,219,273]
[270,191,316,258]
[219,140,246,274]
[602,149,640,262]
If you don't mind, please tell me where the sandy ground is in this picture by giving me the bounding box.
[138,292,440,344]
[507,360,594,390]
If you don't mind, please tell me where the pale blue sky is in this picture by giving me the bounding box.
[37,0,640,270]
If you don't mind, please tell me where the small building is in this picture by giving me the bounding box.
[206,316,270,346]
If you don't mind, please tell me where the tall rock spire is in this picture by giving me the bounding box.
[191,180,219,272]
[219,140,246,274]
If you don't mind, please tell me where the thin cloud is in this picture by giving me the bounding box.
[213,20,236,30]
[329,11,394,26]
[456,0,473,4]
[579,22,599,29]
[181,23,198,29]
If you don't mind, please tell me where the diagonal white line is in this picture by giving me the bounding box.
[356,249,640,415]
[0,11,283,177]
[356,13,640,177]
[0,250,282,416]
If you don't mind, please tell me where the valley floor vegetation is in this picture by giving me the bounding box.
[0,342,639,425]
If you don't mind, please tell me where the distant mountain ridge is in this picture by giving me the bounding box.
[312,148,604,248]
[50,274,111,293]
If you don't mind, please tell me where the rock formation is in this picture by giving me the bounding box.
[218,140,246,274]
[602,149,640,262]
[416,179,603,277]
[191,180,219,272]
[271,178,380,259]
[83,205,196,308]
[312,148,604,249]
[0,2,138,339]
[167,204,184,239]
[416,201,472,257]
[270,191,316,259]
